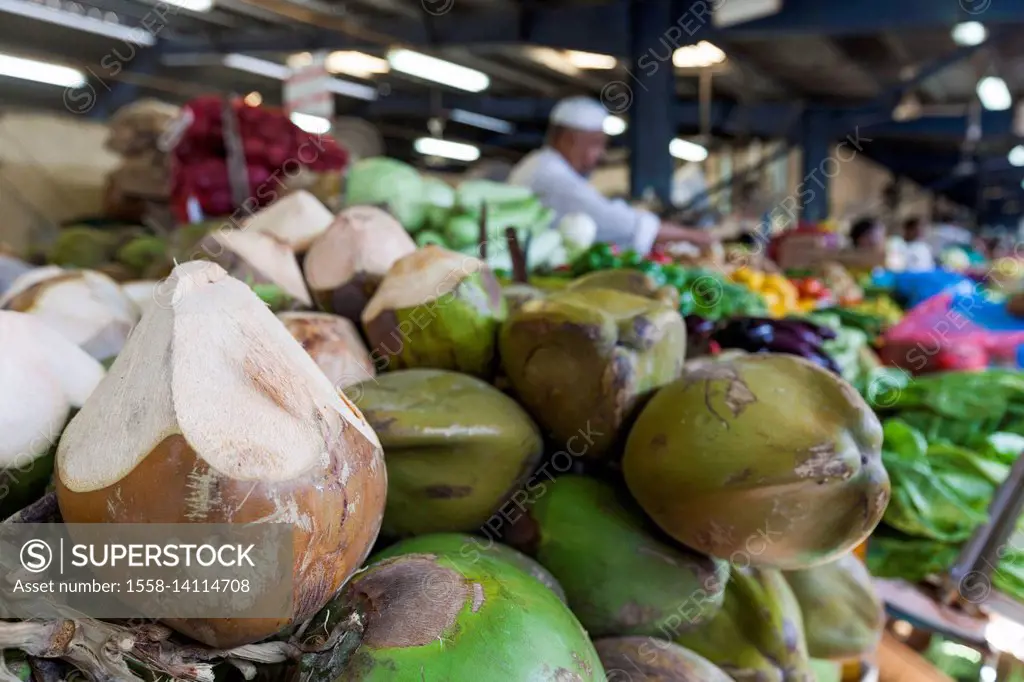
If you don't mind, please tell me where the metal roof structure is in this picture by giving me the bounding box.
[1,0,1024,222]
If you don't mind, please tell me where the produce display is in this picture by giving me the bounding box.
[867,370,1024,602]
[343,159,589,273]
[6,146,1007,681]
[171,95,348,219]
[570,243,768,320]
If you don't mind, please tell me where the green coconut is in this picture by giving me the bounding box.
[505,475,725,639]
[783,554,885,661]
[500,288,685,460]
[47,226,121,269]
[569,270,680,309]
[353,369,543,537]
[0,311,104,518]
[371,532,566,603]
[674,567,812,682]
[624,353,889,570]
[115,235,169,276]
[361,246,506,378]
[297,552,605,681]
[595,637,733,682]
[502,282,546,314]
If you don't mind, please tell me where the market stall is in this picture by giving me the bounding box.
[2,92,1024,682]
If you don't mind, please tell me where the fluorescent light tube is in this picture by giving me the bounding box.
[603,116,627,136]
[1009,145,1024,167]
[977,76,1012,111]
[564,50,617,70]
[0,53,85,87]
[450,108,514,134]
[290,112,331,135]
[952,21,987,47]
[326,77,377,101]
[223,54,377,101]
[326,51,389,78]
[388,49,489,93]
[223,53,290,79]
[673,41,726,68]
[670,138,709,162]
[414,137,481,162]
[0,0,155,45]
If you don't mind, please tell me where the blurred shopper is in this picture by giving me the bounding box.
[903,217,936,272]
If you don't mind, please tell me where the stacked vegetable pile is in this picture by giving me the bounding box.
[0,212,895,679]
[104,99,181,220]
[170,96,348,218]
[569,243,767,320]
[867,370,1024,601]
[344,157,595,273]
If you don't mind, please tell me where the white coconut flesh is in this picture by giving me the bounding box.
[1,268,138,359]
[208,229,312,306]
[303,206,416,291]
[362,245,483,324]
[0,265,64,307]
[57,261,379,494]
[244,190,335,252]
[0,312,105,467]
[278,311,376,388]
[120,280,158,316]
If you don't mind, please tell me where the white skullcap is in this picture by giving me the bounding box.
[549,96,608,133]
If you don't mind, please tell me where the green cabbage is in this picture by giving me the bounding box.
[345,157,426,231]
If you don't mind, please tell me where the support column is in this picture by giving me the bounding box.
[799,109,833,223]
[627,0,675,203]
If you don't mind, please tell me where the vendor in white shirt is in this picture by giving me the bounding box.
[509,96,712,255]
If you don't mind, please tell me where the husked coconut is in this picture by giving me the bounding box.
[196,228,312,307]
[120,280,159,317]
[303,206,416,321]
[243,190,335,252]
[0,254,32,296]
[0,266,139,361]
[0,311,104,517]
[361,245,506,378]
[278,311,375,389]
[55,261,387,649]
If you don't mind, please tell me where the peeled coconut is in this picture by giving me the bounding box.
[362,246,506,378]
[0,311,104,518]
[297,552,605,681]
[54,261,387,649]
[0,254,33,296]
[0,266,139,361]
[595,637,733,682]
[195,228,311,307]
[303,205,416,321]
[120,280,159,317]
[243,189,334,252]
[278,311,375,389]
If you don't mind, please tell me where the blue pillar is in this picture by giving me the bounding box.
[800,108,833,222]
[626,0,675,203]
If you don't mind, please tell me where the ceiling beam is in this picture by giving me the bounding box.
[160,0,1024,57]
